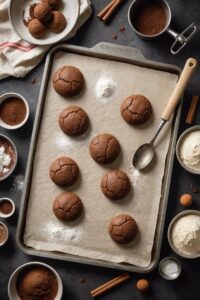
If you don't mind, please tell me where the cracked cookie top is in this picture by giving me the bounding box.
[121,95,152,125]
[49,156,79,187]
[89,133,120,164]
[53,192,83,221]
[59,106,89,136]
[109,214,138,244]
[53,66,84,97]
[101,169,131,200]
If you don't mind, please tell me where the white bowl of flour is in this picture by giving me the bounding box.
[168,210,200,259]
[176,125,200,175]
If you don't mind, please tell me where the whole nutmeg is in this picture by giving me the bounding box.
[48,11,66,33]
[28,19,47,39]
[42,0,62,10]
[34,3,52,23]
[136,279,150,292]
[180,193,193,207]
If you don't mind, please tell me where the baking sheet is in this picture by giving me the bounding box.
[23,51,178,268]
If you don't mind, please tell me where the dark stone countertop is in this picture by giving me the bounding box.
[0,0,200,299]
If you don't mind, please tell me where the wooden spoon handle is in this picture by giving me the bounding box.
[162,58,198,121]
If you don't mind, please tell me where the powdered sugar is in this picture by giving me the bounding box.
[0,146,11,174]
[54,132,74,151]
[12,174,24,192]
[129,167,142,186]
[95,74,116,101]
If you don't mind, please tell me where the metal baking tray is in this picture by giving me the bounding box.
[16,42,181,273]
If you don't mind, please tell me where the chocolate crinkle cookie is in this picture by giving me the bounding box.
[101,170,131,200]
[59,106,89,136]
[53,66,84,97]
[109,214,138,244]
[121,95,152,125]
[53,192,83,221]
[89,133,120,164]
[42,0,62,10]
[49,156,79,187]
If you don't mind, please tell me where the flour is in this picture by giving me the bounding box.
[129,167,141,186]
[95,74,116,101]
[54,132,74,151]
[172,214,200,255]
[0,146,11,175]
[12,174,24,192]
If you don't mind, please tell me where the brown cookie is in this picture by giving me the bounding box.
[121,95,152,125]
[48,11,67,33]
[89,134,120,164]
[42,0,62,10]
[53,66,84,97]
[49,156,79,187]
[28,19,47,39]
[53,192,83,221]
[109,214,138,244]
[34,3,52,23]
[59,106,89,136]
[101,170,131,200]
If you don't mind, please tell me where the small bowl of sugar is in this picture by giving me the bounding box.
[158,257,181,280]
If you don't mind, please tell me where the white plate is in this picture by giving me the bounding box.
[9,0,79,46]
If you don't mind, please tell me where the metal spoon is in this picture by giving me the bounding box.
[133,58,198,170]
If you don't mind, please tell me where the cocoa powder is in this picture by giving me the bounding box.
[0,200,13,215]
[17,266,58,300]
[0,97,26,126]
[133,3,167,36]
[0,224,8,244]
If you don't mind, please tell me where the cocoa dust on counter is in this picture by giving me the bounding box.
[0,224,8,244]
[0,97,26,126]
[0,200,13,215]
[132,2,167,36]
[17,266,58,300]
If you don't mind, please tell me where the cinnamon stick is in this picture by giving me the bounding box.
[90,273,130,298]
[102,0,123,23]
[186,95,199,124]
[97,0,116,20]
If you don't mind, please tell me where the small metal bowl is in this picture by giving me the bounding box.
[8,261,63,300]
[176,125,200,175]
[158,257,181,280]
[0,222,9,247]
[0,134,18,181]
[0,92,29,130]
[0,198,15,219]
[168,210,200,259]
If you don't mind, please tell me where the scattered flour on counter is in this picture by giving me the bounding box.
[55,133,74,151]
[129,167,142,186]
[95,74,117,101]
[40,222,81,242]
[12,174,24,191]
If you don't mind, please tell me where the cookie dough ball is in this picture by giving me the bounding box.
[109,214,138,244]
[42,0,62,10]
[121,95,152,125]
[53,192,83,221]
[59,106,89,136]
[34,3,52,23]
[101,170,131,200]
[49,156,79,187]
[28,19,47,39]
[53,66,84,97]
[48,11,66,33]
[89,134,120,164]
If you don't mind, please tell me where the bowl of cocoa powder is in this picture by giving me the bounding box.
[0,222,9,247]
[0,92,29,130]
[0,198,15,218]
[0,134,18,181]
[8,261,63,300]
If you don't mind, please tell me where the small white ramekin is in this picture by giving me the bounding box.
[0,92,29,130]
[0,222,9,247]
[8,261,63,300]
[0,198,15,218]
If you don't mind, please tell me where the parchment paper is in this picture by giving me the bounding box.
[24,52,178,268]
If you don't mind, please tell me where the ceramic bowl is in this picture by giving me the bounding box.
[158,257,182,280]
[168,210,200,259]
[176,125,200,175]
[0,92,29,130]
[0,134,18,182]
[0,222,9,247]
[0,198,15,219]
[9,0,79,46]
[8,261,63,300]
